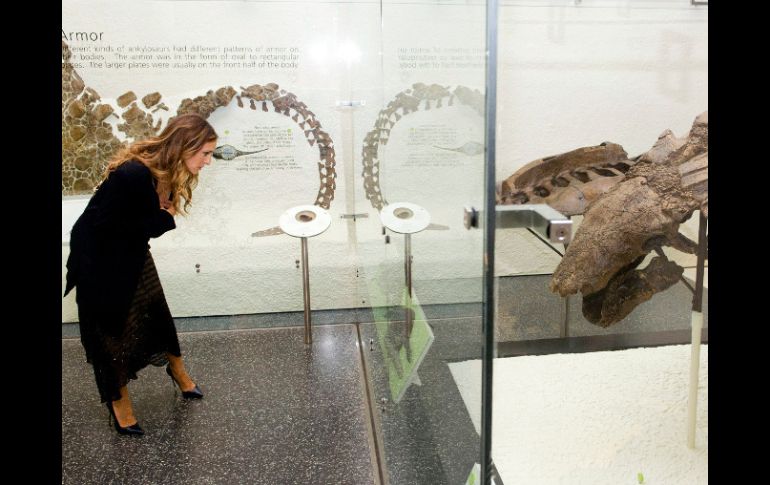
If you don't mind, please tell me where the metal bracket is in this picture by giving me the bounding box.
[335,100,366,108]
[340,213,369,221]
[464,204,572,244]
[498,204,571,244]
[463,206,479,230]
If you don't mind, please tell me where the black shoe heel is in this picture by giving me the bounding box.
[166,365,204,399]
[105,402,144,436]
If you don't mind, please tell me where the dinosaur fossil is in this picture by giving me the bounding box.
[500,112,708,326]
[362,83,484,211]
[62,41,337,215]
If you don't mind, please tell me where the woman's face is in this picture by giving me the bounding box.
[184,140,217,175]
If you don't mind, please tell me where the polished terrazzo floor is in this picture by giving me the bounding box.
[62,325,378,485]
[62,274,706,485]
[62,318,490,485]
[359,318,485,485]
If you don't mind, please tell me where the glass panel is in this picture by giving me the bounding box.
[62,0,490,483]
[356,1,489,483]
[488,1,708,483]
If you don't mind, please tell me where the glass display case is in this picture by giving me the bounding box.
[62,0,706,484]
[484,1,708,483]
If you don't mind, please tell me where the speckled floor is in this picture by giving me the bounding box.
[62,275,706,485]
[62,325,378,485]
[359,318,485,485]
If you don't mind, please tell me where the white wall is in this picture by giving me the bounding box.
[62,0,707,322]
[496,0,708,268]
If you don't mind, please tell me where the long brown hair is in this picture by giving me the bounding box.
[104,114,218,215]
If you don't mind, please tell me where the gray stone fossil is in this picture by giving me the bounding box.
[500,112,708,326]
[212,144,268,161]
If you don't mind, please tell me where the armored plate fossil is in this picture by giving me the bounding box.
[361,83,483,233]
[62,41,337,237]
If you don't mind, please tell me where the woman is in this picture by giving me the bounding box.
[64,113,218,435]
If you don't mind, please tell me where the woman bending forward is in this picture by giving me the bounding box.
[65,114,217,435]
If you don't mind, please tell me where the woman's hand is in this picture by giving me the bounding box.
[160,199,176,216]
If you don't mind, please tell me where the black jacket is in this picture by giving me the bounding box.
[64,160,176,332]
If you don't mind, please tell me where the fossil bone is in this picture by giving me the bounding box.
[62,41,337,214]
[502,112,707,326]
[499,142,631,216]
[362,83,484,211]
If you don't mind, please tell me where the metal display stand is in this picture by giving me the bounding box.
[278,204,332,345]
[687,212,708,448]
[380,202,431,331]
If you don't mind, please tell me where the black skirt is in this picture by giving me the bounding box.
[78,251,181,403]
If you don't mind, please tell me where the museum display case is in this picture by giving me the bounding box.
[62,0,706,483]
[63,0,488,482]
[482,1,708,483]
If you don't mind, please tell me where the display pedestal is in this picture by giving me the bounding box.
[380,202,431,330]
[687,211,708,448]
[278,205,332,345]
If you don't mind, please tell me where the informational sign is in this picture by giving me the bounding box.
[373,288,435,404]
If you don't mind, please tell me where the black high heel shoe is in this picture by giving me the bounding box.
[105,402,144,436]
[166,365,204,399]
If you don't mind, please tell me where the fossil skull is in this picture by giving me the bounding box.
[502,112,707,326]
